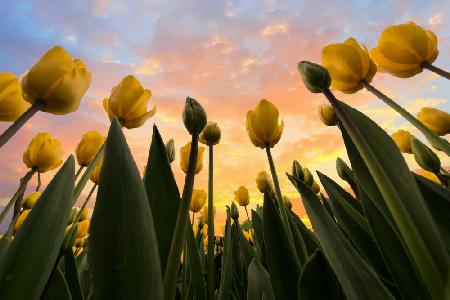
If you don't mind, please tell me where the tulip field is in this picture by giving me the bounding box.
[0,21,450,300]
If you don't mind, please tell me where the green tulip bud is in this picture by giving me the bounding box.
[297,61,332,93]
[319,104,337,126]
[411,137,441,173]
[336,158,354,182]
[67,208,77,225]
[231,202,239,221]
[303,167,314,186]
[292,160,304,182]
[199,121,221,145]
[165,139,175,163]
[182,97,207,135]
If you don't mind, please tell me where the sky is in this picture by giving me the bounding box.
[0,0,449,232]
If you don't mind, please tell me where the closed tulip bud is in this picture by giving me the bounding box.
[417,107,450,136]
[416,169,441,185]
[234,186,249,206]
[90,156,103,184]
[76,219,90,238]
[391,130,414,154]
[14,210,31,231]
[256,171,274,193]
[103,75,156,129]
[180,142,205,174]
[319,104,337,126]
[370,22,438,78]
[292,160,304,182]
[303,168,314,186]
[311,181,320,194]
[336,158,354,182]
[67,208,77,224]
[79,207,89,221]
[230,202,239,221]
[75,237,85,248]
[411,137,441,173]
[75,131,105,167]
[190,189,207,213]
[20,46,92,114]
[201,206,216,224]
[283,196,292,210]
[297,61,332,93]
[199,121,221,145]
[21,192,41,209]
[246,99,284,148]
[0,72,31,121]
[182,97,207,135]
[165,139,176,163]
[23,132,63,173]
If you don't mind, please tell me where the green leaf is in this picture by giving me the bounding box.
[218,209,233,300]
[64,251,84,300]
[0,156,75,299]
[297,249,343,300]
[236,221,255,269]
[76,252,93,300]
[231,222,246,299]
[288,175,394,300]
[251,210,266,266]
[263,192,300,299]
[288,210,319,256]
[88,118,163,299]
[186,224,207,300]
[41,267,72,300]
[247,259,275,300]
[287,211,307,266]
[144,125,180,273]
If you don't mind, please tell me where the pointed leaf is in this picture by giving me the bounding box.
[247,259,275,300]
[186,224,207,300]
[41,267,72,300]
[218,211,233,300]
[64,251,83,300]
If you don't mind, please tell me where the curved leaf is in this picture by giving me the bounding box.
[247,259,274,300]
[41,267,72,300]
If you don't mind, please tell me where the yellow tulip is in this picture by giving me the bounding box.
[15,209,31,231]
[21,192,41,209]
[246,99,284,148]
[234,186,249,206]
[203,237,208,252]
[79,207,89,221]
[23,132,63,173]
[76,219,90,238]
[370,22,438,78]
[322,37,377,94]
[301,214,313,231]
[75,237,85,247]
[417,107,450,136]
[201,206,216,224]
[391,130,414,154]
[202,224,208,238]
[243,230,253,243]
[318,104,337,126]
[199,121,221,145]
[75,131,105,167]
[0,72,31,121]
[311,181,320,194]
[20,46,92,114]
[256,171,273,193]
[190,189,207,213]
[103,75,156,129]
[180,142,205,174]
[90,156,103,184]
[416,169,441,185]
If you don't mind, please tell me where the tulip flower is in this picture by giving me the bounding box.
[23,132,63,173]
[322,38,377,94]
[417,107,450,136]
[165,139,176,163]
[319,104,337,126]
[303,168,314,186]
[76,130,106,168]
[246,99,284,148]
[199,122,221,146]
[21,192,41,210]
[0,72,31,121]
[180,142,205,174]
[14,209,31,232]
[256,171,273,194]
[391,130,414,154]
[297,61,332,93]
[230,202,239,221]
[234,186,250,207]
[182,97,207,135]
[76,219,90,238]
[103,75,156,129]
[189,189,207,214]
[90,157,103,185]
[311,181,320,194]
[370,22,446,79]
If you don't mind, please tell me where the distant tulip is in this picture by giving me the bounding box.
[243,230,253,243]
[246,99,284,148]
[90,157,103,184]
[21,192,41,209]
[14,209,31,231]
[20,46,91,114]
[234,186,250,206]
[319,104,337,126]
[79,207,89,221]
[103,75,156,129]
[203,237,208,252]
[201,206,216,224]
[256,171,273,193]
[190,189,207,213]
[322,38,377,94]
[302,168,314,186]
[311,181,320,194]
[180,142,205,174]
[76,219,90,238]
[370,22,438,78]
[391,130,414,154]
[199,122,221,145]
[23,132,63,173]
[416,169,441,184]
[165,139,176,163]
[417,107,450,136]
[182,97,207,135]
[75,130,105,167]
[0,72,31,121]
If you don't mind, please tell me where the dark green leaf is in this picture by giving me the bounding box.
[77,251,93,299]
[247,259,275,300]
[288,209,319,256]
[41,267,72,300]
[186,224,207,300]
[251,210,266,266]
[287,211,307,266]
[218,209,233,300]
[236,221,255,269]
[64,251,84,300]
[231,223,245,298]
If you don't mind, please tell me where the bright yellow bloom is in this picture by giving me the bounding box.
[103,75,156,129]
[391,130,414,154]
[76,219,90,238]
[22,192,41,209]
[75,131,105,167]
[322,37,377,94]
[90,156,103,184]
[201,206,216,224]
[318,104,337,126]
[15,210,31,231]
[75,237,85,247]
[199,121,221,145]
[0,72,31,121]
[180,142,205,174]
[79,207,89,221]
[23,132,63,173]
[234,186,249,206]
[301,214,313,231]
[370,22,438,78]
[312,181,320,194]
[417,107,450,136]
[246,99,284,148]
[190,189,207,213]
[256,171,273,193]
[20,46,91,114]
[416,169,440,184]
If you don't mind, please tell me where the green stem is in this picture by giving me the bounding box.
[244,206,250,223]
[36,172,41,192]
[73,143,104,203]
[0,102,43,148]
[164,133,199,300]
[207,144,215,300]
[75,166,84,181]
[265,145,295,248]
[191,212,195,226]
[361,80,450,156]
[323,87,445,300]
[421,62,450,80]
[0,169,36,224]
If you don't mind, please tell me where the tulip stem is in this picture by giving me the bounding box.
[265,144,295,248]
[0,102,43,148]
[191,212,195,225]
[244,206,250,222]
[36,172,41,192]
[422,62,450,80]
[0,169,36,225]
[164,133,199,300]
[361,80,450,157]
[75,166,84,181]
[73,143,104,203]
[207,144,215,300]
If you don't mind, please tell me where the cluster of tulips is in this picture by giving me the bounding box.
[0,21,449,300]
